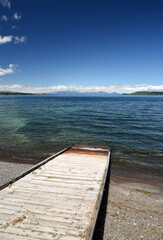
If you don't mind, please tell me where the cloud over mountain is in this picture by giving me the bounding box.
[0,84,163,94]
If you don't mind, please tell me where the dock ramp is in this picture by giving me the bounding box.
[0,145,111,240]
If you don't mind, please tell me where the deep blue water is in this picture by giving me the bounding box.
[0,95,163,170]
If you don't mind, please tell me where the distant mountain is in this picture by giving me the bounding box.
[48,91,121,97]
[0,91,123,96]
[123,91,163,96]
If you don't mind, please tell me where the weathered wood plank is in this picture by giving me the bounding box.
[0,145,110,240]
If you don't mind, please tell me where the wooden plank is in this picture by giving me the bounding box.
[0,145,111,240]
[0,146,72,191]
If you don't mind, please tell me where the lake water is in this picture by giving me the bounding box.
[0,95,162,171]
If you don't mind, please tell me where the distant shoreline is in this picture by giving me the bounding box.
[1,91,163,96]
[0,92,46,95]
[123,91,163,95]
[0,92,34,95]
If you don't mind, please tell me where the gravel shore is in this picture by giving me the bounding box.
[0,161,33,187]
[93,169,163,240]
[104,178,162,240]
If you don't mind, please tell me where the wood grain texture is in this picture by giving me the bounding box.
[0,146,110,240]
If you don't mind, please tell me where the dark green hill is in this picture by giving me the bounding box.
[0,92,34,95]
[124,91,163,95]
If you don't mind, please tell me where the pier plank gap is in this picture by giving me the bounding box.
[0,145,111,240]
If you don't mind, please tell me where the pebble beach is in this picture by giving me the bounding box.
[93,166,163,240]
[103,177,162,240]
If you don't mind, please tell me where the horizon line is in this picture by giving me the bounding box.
[0,84,163,94]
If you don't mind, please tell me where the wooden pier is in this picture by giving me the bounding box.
[0,145,111,240]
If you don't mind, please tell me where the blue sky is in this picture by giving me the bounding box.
[0,0,163,93]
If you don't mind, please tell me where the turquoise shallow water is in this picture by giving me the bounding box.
[0,95,163,170]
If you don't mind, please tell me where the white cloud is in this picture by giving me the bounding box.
[0,35,26,45]
[14,36,26,44]
[0,0,10,8]
[0,64,17,76]
[1,14,8,21]
[0,35,13,44]
[13,12,21,20]
[0,84,163,94]
[11,25,18,30]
